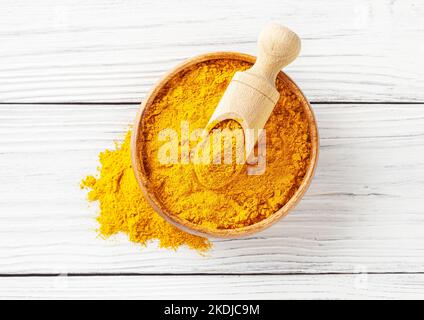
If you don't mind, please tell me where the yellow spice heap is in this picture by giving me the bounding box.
[81,132,211,251]
[82,58,311,251]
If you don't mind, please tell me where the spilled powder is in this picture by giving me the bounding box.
[81,131,211,252]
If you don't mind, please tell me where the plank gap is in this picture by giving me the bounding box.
[2,271,424,278]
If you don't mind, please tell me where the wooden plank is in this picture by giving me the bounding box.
[0,103,423,274]
[1,274,424,299]
[0,0,423,102]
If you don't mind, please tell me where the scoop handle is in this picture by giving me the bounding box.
[249,23,301,82]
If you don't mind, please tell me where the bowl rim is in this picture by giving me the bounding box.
[131,52,319,238]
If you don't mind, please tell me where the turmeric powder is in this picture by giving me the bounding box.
[81,131,211,251]
[193,119,246,189]
[82,58,311,250]
[141,58,311,231]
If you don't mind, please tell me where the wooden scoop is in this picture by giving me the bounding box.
[206,23,301,160]
[193,23,301,189]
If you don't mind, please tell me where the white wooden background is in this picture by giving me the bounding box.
[0,0,424,299]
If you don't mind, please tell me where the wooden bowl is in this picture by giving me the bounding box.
[131,52,319,238]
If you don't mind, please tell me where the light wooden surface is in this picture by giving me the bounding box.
[0,103,423,272]
[1,0,424,299]
[1,0,423,103]
[2,275,424,300]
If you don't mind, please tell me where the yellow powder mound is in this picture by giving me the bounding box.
[81,131,211,252]
[141,59,311,231]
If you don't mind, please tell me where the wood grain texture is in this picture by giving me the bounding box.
[1,0,424,103]
[0,103,423,274]
[1,274,424,299]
